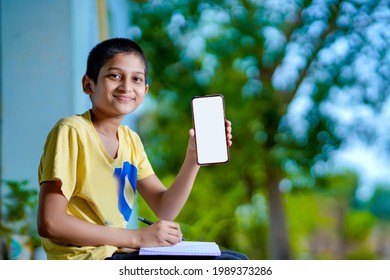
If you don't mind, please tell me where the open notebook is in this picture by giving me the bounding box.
[139,241,221,256]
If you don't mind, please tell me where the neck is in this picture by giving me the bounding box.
[90,109,122,136]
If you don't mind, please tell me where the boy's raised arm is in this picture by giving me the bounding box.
[138,120,232,221]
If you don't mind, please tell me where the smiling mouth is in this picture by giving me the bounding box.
[114,95,135,102]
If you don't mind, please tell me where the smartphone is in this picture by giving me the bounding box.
[191,94,229,165]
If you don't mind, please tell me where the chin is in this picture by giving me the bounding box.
[122,106,139,115]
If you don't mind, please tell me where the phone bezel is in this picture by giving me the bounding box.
[191,94,230,166]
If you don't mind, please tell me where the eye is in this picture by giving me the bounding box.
[133,76,144,83]
[108,73,121,80]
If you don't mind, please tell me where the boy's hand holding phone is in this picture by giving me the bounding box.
[191,94,231,166]
[186,119,232,166]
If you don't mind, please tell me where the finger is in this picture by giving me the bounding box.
[157,220,179,229]
[225,120,232,133]
[225,120,232,129]
[166,221,180,229]
[166,231,182,245]
[227,133,233,147]
[148,223,179,246]
[226,127,232,135]
[167,222,182,241]
[159,221,181,234]
[225,120,232,147]
[189,128,195,137]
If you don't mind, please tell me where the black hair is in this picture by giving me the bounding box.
[85,38,148,84]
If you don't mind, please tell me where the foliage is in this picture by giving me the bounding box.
[0,180,41,256]
[367,187,390,221]
[129,0,390,259]
[286,170,378,259]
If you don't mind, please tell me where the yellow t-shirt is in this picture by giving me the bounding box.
[38,110,154,259]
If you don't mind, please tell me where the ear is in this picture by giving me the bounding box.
[144,84,149,96]
[82,75,93,95]
[141,84,149,103]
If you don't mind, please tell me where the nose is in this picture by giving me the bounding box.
[118,82,132,93]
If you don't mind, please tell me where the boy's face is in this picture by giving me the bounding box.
[83,53,149,118]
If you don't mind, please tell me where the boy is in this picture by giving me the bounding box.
[37,38,246,260]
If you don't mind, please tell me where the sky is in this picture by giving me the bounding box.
[332,95,390,200]
[276,0,390,200]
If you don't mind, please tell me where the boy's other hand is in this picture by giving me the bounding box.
[135,220,183,248]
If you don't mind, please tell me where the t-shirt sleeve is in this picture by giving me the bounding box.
[132,132,154,180]
[38,124,79,200]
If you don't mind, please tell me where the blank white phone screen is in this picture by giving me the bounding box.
[191,95,229,165]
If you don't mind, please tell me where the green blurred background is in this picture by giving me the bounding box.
[1,0,390,260]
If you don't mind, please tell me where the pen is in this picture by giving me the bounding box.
[138,217,185,241]
[138,217,153,225]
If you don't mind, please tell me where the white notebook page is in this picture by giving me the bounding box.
[139,241,221,256]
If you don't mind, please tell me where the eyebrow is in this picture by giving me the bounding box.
[106,66,145,75]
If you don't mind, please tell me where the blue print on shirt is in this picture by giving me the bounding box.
[114,161,137,221]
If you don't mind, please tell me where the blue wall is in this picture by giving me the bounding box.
[1,0,130,188]
[1,0,97,187]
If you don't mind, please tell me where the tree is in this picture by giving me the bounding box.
[129,0,390,259]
